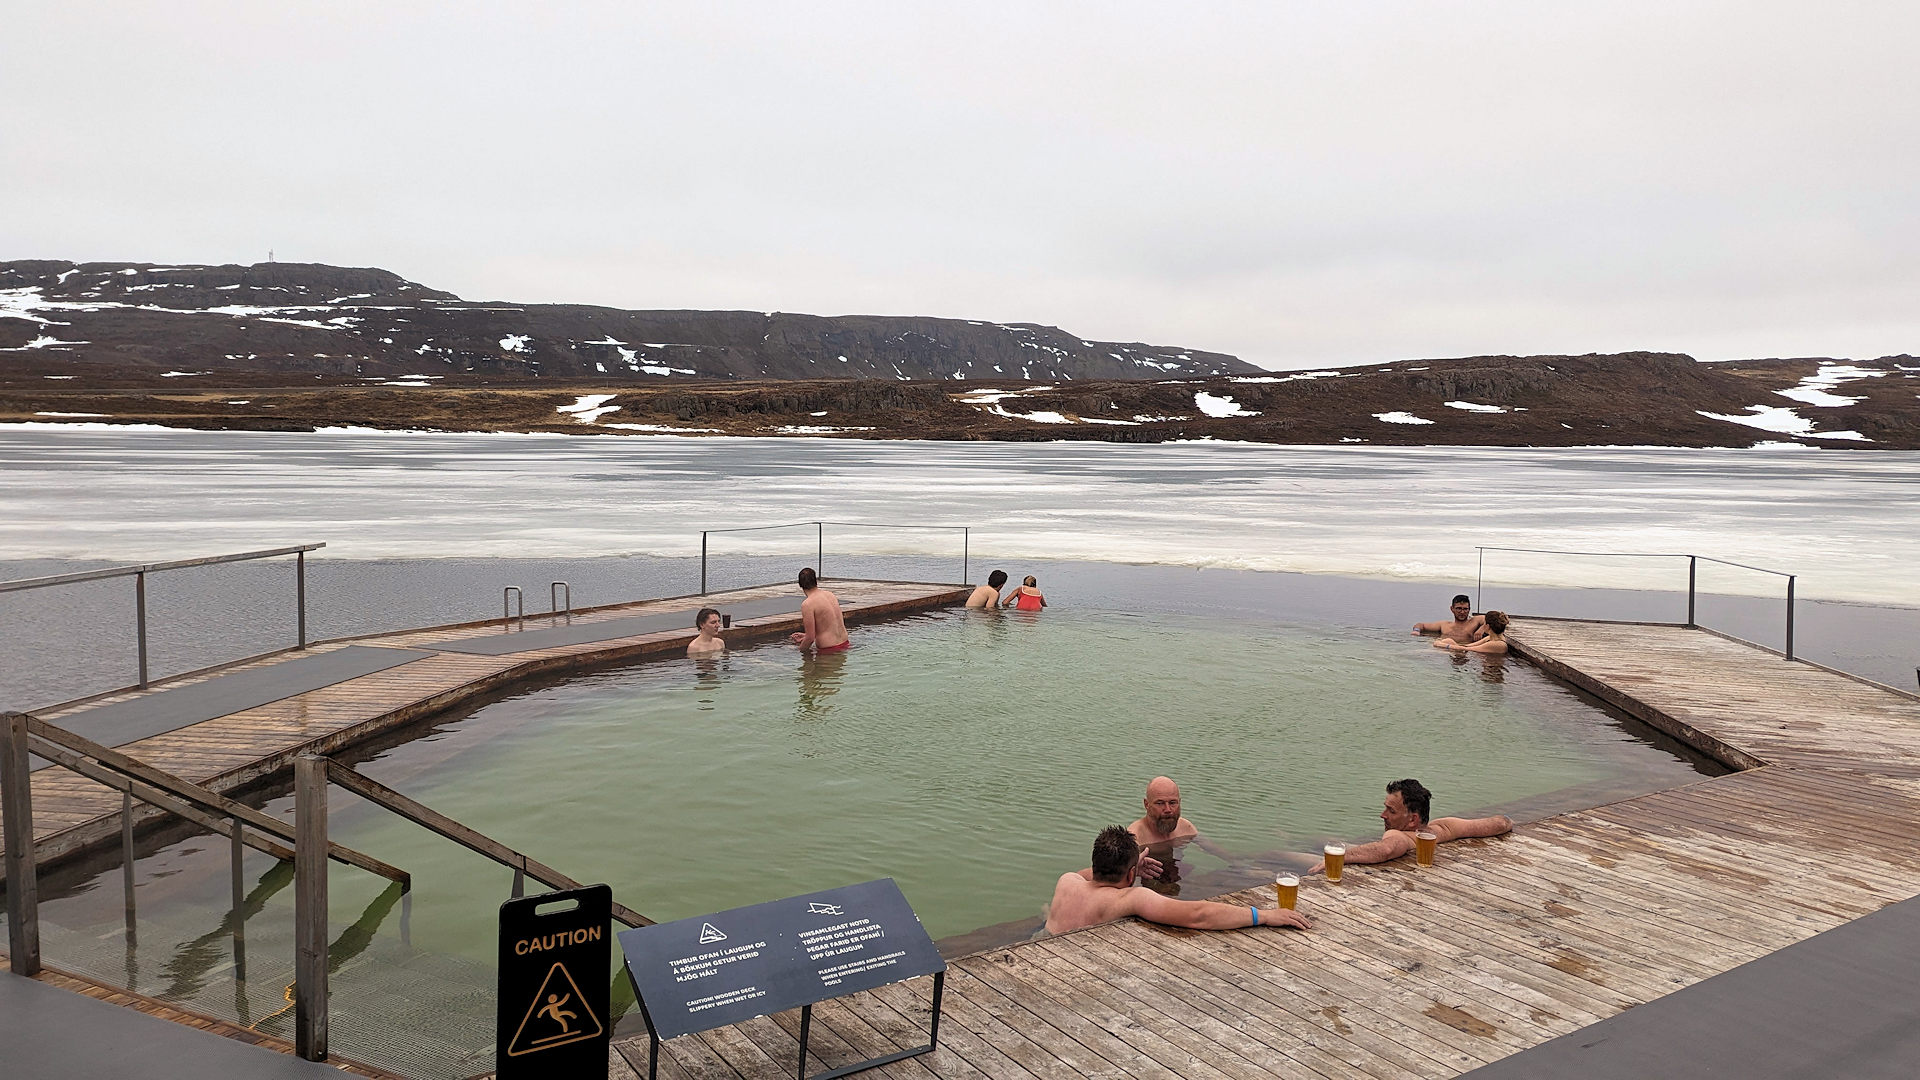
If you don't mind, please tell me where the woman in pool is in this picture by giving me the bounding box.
[1436,609,1507,654]
[1002,575,1047,611]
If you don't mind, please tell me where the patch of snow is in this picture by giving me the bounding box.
[1374,411,1435,425]
[810,411,828,417]
[1696,405,1815,435]
[838,355,849,363]
[500,335,533,353]
[639,365,695,376]
[159,370,210,377]
[34,411,109,417]
[327,294,373,303]
[1077,417,1140,426]
[602,423,722,433]
[42,375,77,380]
[1775,362,1883,407]
[1339,437,1365,443]
[1194,391,1259,418]
[774,425,877,434]
[1132,415,1190,422]
[1444,400,1508,413]
[225,400,250,405]
[556,394,621,423]
[1,335,89,350]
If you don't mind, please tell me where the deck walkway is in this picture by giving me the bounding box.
[603,619,1920,1080]
[9,579,968,869]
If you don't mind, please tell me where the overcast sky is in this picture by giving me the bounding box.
[6,3,1916,369]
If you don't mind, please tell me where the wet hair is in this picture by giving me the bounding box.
[1484,610,1509,634]
[1451,594,1471,606]
[987,570,1008,588]
[798,567,818,590]
[1387,779,1432,825]
[1024,575,1038,587]
[695,607,720,629]
[1090,825,1139,884]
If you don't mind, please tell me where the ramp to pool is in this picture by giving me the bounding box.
[607,619,1920,1080]
[0,965,389,1079]
[428,595,802,655]
[30,646,432,769]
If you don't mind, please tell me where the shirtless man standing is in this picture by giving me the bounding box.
[1413,594,1486,642]
[1311,779,1512,871]
[1048,826,1311,935]
[788,567,851,652]
[966,570,1009,609]
[687,607,726,657]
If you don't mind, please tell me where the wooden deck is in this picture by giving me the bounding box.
[603,619,1920,1080]
[9,579,969,869]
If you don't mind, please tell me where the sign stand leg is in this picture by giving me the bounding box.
[797,1003,812,1080]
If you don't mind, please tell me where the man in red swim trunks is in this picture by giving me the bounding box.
[788,567,851,652]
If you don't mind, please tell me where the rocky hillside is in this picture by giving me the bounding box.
[4,350,1914,448]
[0,260,1255,382]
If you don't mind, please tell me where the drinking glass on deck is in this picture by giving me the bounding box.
[1274,874,1299,909]
[1323,844,1346,883]
[1415,831,1437,867]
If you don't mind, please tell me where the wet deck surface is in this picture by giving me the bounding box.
[602,619,1920,1079]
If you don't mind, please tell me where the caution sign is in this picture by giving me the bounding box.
[497,885,612,1079]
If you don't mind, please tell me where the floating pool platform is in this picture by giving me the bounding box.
[8,614,1920,1078]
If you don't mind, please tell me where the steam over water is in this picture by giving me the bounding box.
[2,428,1916,604]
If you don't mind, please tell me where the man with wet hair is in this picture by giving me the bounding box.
[966,570,1009,609]
[1312,779,1513,871]
[687,607,726,657]
[1413,594,1486,642]
[1047,826,1312,935]
[789,567,851,652]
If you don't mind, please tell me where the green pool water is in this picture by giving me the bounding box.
[21,605,1716,1077]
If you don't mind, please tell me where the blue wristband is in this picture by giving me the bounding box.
[1250,906,1259,926]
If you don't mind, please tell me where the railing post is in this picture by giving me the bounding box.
[121,791,138,944]
[1687,556,1697,627]
[294,755,329,1061]
[231,816,248,980]
[962,527,969,585]
[135,570,149,689]
[1785,576,1796,661]
[817,522,824,579]
[1475,548,1483,612]
[296,550,308,649]
[1,711,42,976]
[701,531,708,595]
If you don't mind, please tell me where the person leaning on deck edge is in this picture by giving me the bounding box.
[966,570,1009,609]
[1436,609,1509,654]
[1413,594,1485,642]
[1311,779,1512,872]
[789,567,851,652]
[687,607,726,657]
[1049,826,1311,935]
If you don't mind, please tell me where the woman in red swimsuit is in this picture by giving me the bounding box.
[1002,575,1047,611]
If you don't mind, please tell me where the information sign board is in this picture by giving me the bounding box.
[619,878,944,1079]
[497,884,612,1079]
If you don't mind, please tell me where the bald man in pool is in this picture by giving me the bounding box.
[1049,826,1312,935]
[1080,776,1235,893]
[1309,778,1513,872]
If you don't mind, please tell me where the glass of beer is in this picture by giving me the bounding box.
[1323,844,1346,883]
[1415,831,1437,867]
[1274,874,1299,909]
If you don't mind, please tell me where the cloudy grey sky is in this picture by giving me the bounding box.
[6,2,1916,369]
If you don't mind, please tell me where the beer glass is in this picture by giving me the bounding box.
[1415,831,1437,867]
[1323,844,1346,883]
[1274,874,1299,910]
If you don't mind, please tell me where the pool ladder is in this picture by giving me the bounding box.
[501,582,570,630]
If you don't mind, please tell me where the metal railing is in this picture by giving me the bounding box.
[698,520,971,595]
[1476,546,1799,660]
[1,710,648,1066]
[0,543,324,690]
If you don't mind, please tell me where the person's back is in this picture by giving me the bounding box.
[1047,826,1310,936]
[1005,574,1046,611]
[967,570,1009,610]
[789,567,850,651]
